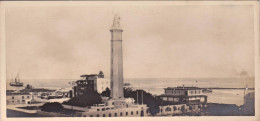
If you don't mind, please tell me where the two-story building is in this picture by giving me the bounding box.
[158,86,207,115]
[73,71,110,97]
[6,92,32,105]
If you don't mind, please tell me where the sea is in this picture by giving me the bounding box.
[6,77,255,106]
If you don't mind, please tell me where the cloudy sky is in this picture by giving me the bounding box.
[5,4,255,79]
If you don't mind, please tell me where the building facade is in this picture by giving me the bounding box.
[6,92,32,105]
[73,71,110,96]
[158,86,207,115]
[76,98,149,117]
[96,78,110,93]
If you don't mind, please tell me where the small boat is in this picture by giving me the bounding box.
[9,73,23,87]
[202,88,212,93]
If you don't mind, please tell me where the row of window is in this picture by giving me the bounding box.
[190,90,200,94]
[162,105,202,112]
[167,90,182,94]
[163,106,181,112]
[85,111,142,117]
[12,96,30,99]
[11,100,25,103]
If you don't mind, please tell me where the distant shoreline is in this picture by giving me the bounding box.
[199,87,255,90]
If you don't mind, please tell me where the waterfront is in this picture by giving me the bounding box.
[7,77,254,106]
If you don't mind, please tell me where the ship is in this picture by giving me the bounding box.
[9,73,23,87]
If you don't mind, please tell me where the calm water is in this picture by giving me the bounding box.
[6,77,254,106]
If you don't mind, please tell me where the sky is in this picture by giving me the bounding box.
[5,5,255,79]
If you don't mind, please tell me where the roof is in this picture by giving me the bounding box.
[165,86,201,90]
[159,94,207,98]
[6,92,30,95]
[80,74,99,77]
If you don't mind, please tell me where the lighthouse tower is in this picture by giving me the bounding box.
[110,15,124,99]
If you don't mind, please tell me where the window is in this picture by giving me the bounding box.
[165,107,171,112]
[22,100,25,102]
[173,106,177,111]
[114,113,117,117]
[96,114,99,117]
[160,109,163,112]
[191,91,193,94]
[90,115,93,117]
[195,91,196,94]
[102,108,105,111]
[103,114,105,117]
[189,106,192,110]
[131,111,133,115]
[12,96,14,99]
[109,113,111,117]
[27,96,30,99]
[126,112,128,116]
[120,112,123,116]
[146,109,149,114]
[97,109,100,111]
[83,115,86,117]
[22,96,24,99]
[136,111,139,114]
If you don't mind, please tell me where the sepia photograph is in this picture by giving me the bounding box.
[0,1,259,121]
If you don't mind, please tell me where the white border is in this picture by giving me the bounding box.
[0,1,259,121]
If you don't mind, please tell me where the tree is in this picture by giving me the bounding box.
[124,87,161,115]
[101,87,111,97]
[63,90,102,107]
[41,102,63,112]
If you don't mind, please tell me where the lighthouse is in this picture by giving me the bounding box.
[110,15,124,99]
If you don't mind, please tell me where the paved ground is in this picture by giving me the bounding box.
[7,109,48,117]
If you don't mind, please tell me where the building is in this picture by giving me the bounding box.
[6,92,32,105]
[158,86,207,115]
[243,92,255,115]
[96,78,110,93]
[160,86,207,105]
[73,71,109,96]
[77,98,149,117]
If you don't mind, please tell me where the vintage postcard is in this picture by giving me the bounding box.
[0,1,259,121]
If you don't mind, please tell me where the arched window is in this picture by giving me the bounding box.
[165,107,171,112]
[173,106,177,111]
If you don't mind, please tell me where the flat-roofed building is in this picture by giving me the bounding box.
[75,98,149,117]
[6,92,32,105]
[73,71,109,96]
[158,86,207,115]
[160,86,207,105]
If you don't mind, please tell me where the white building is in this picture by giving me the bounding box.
[96,78,110,93]
[76,98,149,117]
[6,92,32,105]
